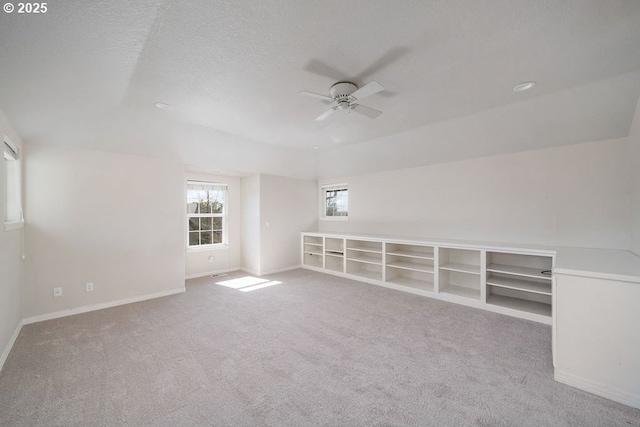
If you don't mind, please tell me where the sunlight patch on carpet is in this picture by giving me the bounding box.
[215,276,282,292]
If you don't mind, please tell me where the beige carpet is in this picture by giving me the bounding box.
[1,268,639,426]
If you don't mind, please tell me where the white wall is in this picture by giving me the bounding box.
[240,174,261,275]
[319,139,630,249]
[260,174,317,275]
[23,144,185,319]
[184,172,241,278]
[629,96,640,256]
[0,109,24,369]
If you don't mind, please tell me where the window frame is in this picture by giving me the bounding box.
[186,180,228,251]
[3,135,23,231]
[321,183,348,221]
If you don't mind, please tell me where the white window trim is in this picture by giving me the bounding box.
[185,243,229,253]
[186,180,228,249]
[4,135,23,230]
[4,221,23,231]
[320,183,348,221]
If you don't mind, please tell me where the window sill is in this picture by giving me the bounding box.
[4,221,24,231]
[186,244,229,253]
[320,216,348,222]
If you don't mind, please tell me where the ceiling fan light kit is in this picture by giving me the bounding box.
[299,80,385,121]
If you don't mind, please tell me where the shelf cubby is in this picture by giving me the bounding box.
[303,236,323,255]
[346,259,382,281]
[438,248,481,300]
[325,237,344,254]
[346,239,383,265]
[486,252,553,316]
[385,243,435,291]
[386,268,434,292]
[302,235,323,268]
[303,252,323,268]
[323,237,344,273]
[487,291,552,317]
[439,269,481,300]
[439,248,481,274]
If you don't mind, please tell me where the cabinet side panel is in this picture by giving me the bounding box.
[555,274,640,407]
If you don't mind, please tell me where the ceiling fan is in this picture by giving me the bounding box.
[299,81,384,121]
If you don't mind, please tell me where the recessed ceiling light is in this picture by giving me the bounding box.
[154,102,171,110]
[512,81,536,93]
[313,146,320,150]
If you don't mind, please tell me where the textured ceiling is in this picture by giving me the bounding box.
[1,0,640,179]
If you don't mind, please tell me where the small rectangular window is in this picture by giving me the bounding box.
[186,180,227,248]
[4,135,23,229]
[322,183,348,219]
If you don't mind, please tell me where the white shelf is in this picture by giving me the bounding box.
[387,261,434,273]
[487,263,551,280]
[439,284,481,300]
[347,256,382,265]
[487,276,551,295]
[440,262,481,275]
[304,250,322,256]
[347,247,382,254]
[487,295,551,317]
[304,242,323,247]
[386,250,434,260]
[387,276,434,292]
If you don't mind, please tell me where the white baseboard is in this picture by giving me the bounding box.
[240,265,301,277]
[0,320,24,372]
[239,267,260,276]
[22,288,186,325]
[186,268,240,280]
[260,265,301,276]
[555,369,640,409]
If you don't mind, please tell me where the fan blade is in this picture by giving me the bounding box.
[350,81,384,100]
[357,47,409,82]
[352,104,382,119]
[304,60,348,82]
[315,107,338,121]
[299,91,334,102]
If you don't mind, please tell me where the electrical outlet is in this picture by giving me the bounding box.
[208,255,214,263]
[53,287,62,297]
[86,282,94,292]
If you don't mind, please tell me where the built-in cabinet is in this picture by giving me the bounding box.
[301,233,554,324]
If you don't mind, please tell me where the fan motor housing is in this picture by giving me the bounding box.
[330,82,358,101]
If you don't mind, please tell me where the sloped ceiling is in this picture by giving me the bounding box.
[1,0,639,179]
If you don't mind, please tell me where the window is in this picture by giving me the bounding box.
[4,135,22,230]
[186,181,227,247]
[322,183,348,219]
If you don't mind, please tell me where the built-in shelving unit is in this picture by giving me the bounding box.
[438,248,482,300]
[385,243,434,291]
[486,252,553,317]
[301,232,555,324]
